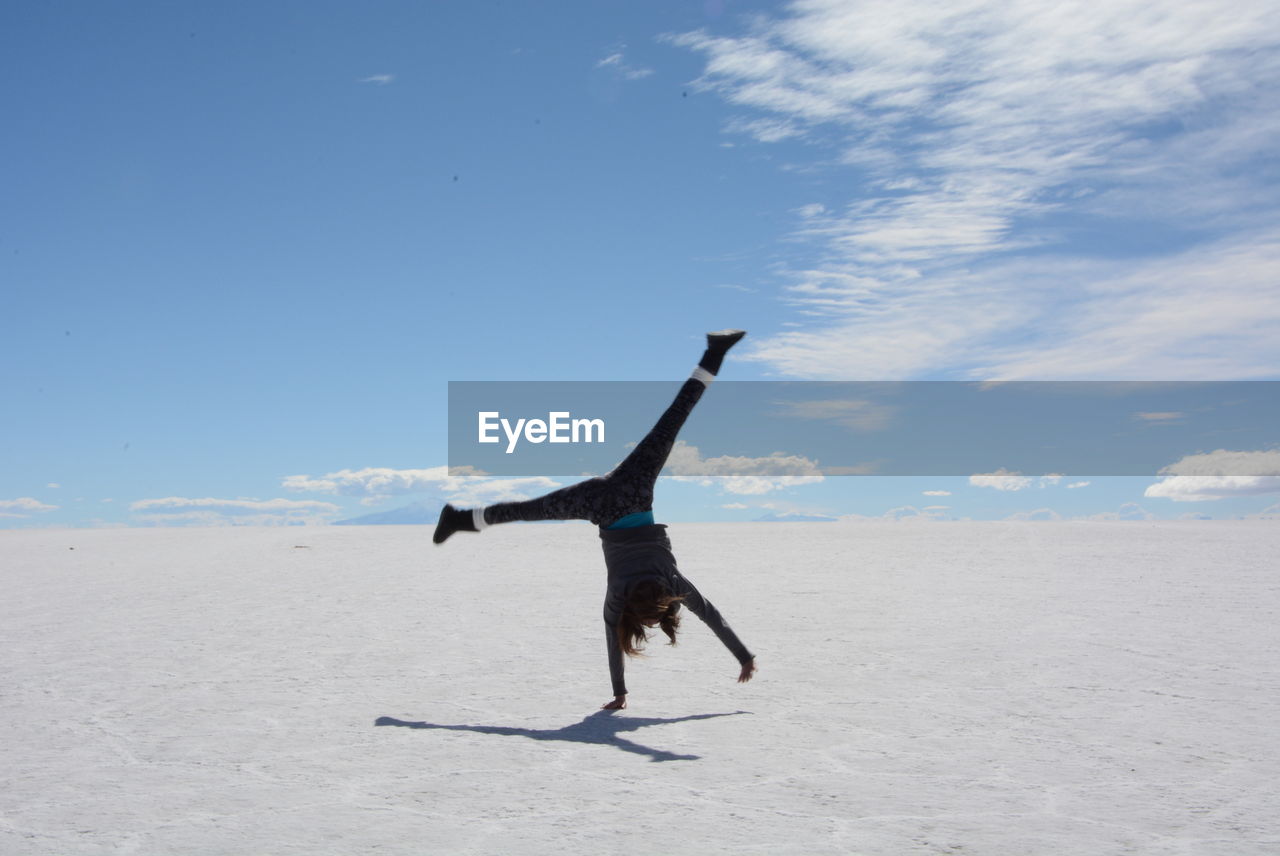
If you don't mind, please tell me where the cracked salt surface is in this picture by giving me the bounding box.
[2,521,1278,854]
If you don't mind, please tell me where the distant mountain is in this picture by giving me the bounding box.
[752,511,837,522]
[334,501,443,526]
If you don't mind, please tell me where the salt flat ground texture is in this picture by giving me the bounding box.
[2,522,1278,855]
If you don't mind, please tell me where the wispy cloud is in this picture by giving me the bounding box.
[0,497,58,518]
[358,74,396,85]
[672,0,1280,380]
[596,48,654,81]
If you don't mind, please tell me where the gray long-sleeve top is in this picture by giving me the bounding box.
[599,524,753,697]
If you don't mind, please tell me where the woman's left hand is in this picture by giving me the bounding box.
[737,658,757,683]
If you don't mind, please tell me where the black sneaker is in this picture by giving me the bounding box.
[433,504,476,544]
[707,329,747,352]
[700,329,747,375]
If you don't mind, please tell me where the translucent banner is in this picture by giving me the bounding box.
[447,381,1280,477]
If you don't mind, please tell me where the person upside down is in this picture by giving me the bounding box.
[433,330,757,710]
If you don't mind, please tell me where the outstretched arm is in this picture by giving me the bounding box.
[603,620,628,708]
[677,574,756,680]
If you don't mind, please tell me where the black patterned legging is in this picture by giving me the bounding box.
[482,378,707,527]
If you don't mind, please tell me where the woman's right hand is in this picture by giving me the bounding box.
[601,695,627,710]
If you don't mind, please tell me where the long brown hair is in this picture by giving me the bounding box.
[617,578,684,657]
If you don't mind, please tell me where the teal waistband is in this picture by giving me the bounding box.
[605,510,655,530]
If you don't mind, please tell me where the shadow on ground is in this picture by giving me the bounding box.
[375,709,750,762]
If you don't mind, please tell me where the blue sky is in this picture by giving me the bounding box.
[3,0,1279,528]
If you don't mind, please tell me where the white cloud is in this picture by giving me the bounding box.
[969,468,1033,491]
[664,441,824,495]
[596,49,654,81]
[725,116,802,142]
[129,497,340,526]
[1134,412,1185,422]
[284,466,481,496]
[1066,481,1091,489]
[1005,508,1063,521]
[0,497,58,518]
[283,465,562,508]
[358,74,395,85]
[722,502,749,509]
[444,477,566,507]
[673,0,1280,380]
[1144,449,1280,501]
[923,490,951,496]
[1144,476,1280,502]
[285,467,433,495]
[46,483,60,489]
[1039,474,1064,488]
[972,237,1280,380]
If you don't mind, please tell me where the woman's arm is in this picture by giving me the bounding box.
[604,620,628,706]
[677,575,755,676]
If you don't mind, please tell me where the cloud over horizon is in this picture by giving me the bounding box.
[282,466,564,508]
[0,497,59,518]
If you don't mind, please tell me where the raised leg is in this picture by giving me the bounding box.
[433,330,745,543]
[434,476,607,543]
[602,329,747,504]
